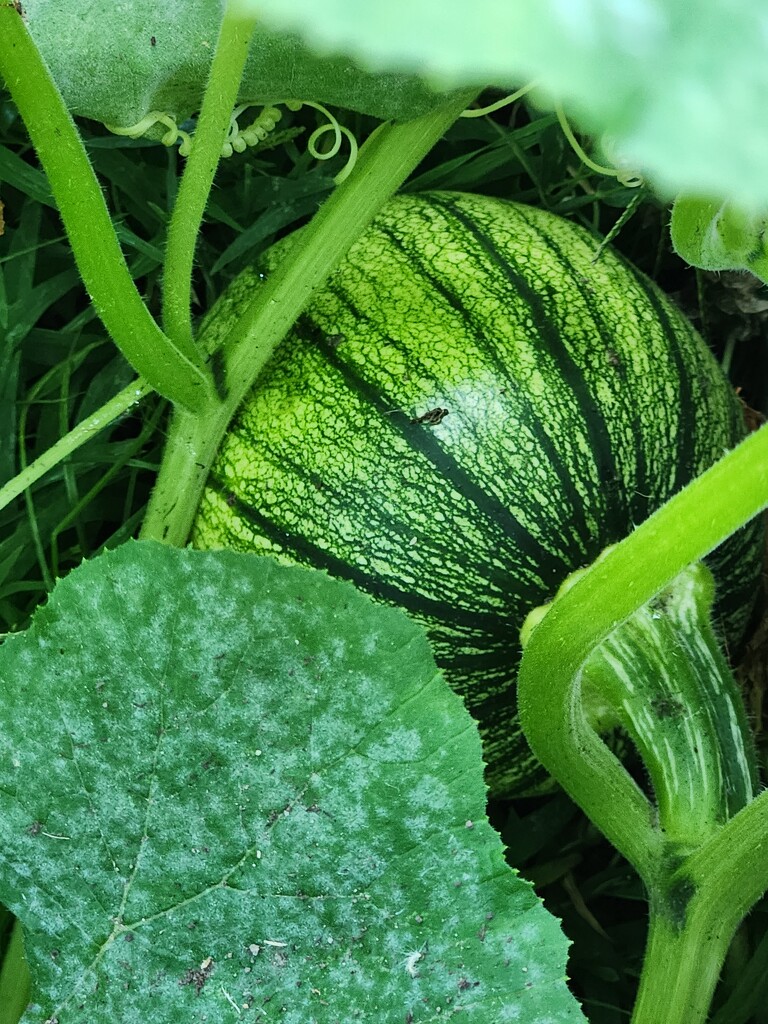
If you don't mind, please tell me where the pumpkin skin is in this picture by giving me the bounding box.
[192,191,763,796]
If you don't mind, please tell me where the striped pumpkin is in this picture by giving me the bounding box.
[192,191,763,796]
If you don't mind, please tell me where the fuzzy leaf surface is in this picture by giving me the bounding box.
[22,0,463,127]
[0,541,584,1022]
[670,197,768,285]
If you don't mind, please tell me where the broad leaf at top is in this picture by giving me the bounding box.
[238,0,768,208]
[0,541,584,1023]
[21,0,465,127]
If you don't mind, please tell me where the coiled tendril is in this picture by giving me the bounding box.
[555,105,643,188]
[106,100,359,183]
[461,87,643,189]
[282,100,359,183]
[221,100,357,181]
[105,111,192,157]
[221,104,283,158]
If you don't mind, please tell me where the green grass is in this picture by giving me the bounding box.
[1,89,766,1021]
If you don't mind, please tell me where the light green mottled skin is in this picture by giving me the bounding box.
[192,191,763,796]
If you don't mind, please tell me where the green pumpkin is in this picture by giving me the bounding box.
[192,191,763,796]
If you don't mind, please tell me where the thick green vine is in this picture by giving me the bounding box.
[518,422,768,1024]
[0,1,215,412]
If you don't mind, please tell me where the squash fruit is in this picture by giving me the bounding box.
[192,192,763,796]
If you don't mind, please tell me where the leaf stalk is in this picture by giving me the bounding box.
[162,2,259,350]
[0,3,215,411]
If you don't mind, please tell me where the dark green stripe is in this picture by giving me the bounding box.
[511,203,644,527]
[426,194,628,543]
[373,217,599,552]
[207,474,517,633]
[625,277,699,498]
[230,424,529,611]
[294,313,570,591]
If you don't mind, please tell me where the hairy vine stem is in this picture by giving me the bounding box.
[0,2,215,412]
[518,421,768,1024]
[162,1,258,351]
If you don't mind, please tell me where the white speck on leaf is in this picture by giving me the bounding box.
[403,946,426,978]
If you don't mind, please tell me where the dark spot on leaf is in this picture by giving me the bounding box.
[179,956,214,994]
[651,695,685,719]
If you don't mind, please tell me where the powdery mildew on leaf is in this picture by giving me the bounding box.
[0,542,585,1022]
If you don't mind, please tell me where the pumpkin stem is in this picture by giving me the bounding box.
[520,549,766,1024]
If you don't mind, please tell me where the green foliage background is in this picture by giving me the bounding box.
[1,86,768,1021]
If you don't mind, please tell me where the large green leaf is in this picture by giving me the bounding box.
[0,541,584,1022]
[22,0,464,127]
[239,0,768,206]
[670,197,768,285]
